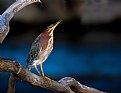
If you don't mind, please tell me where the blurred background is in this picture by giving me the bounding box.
[0,0,121,93]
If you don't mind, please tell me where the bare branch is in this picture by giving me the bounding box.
[59,77,105,93]
[7,74,17,93]
[0,58,105,93]
[0,0,41,43]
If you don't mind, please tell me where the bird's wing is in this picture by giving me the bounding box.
[26,37,42,66]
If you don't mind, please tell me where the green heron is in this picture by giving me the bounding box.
[26,20,61,79]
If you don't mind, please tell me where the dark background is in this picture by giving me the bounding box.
[0,0,121,93]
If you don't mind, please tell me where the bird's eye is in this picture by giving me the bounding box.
[47,24,54,29]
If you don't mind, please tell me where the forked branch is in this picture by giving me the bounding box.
[0,58,105,93]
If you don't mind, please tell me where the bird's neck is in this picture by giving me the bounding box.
[45,29,54,37]
[40,29,54,50]
[40,30,53,39]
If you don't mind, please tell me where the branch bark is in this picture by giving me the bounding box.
[0,0,41,43]
[0,58,105,93]
[7,74,17,93]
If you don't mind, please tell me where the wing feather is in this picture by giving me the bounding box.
[26,37,42,66]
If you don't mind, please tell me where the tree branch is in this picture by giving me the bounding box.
[0,58,105,93]
[0,0,41,43]
[7,74,17,93]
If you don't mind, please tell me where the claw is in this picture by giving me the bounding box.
[42,76,52,86]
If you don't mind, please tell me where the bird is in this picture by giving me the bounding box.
[26,20,61,80]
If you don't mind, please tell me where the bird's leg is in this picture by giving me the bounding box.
[34,65,41,76]
[39,64,52,86]
[40,63,44,77]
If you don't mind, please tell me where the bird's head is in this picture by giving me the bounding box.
[47,20,62,35]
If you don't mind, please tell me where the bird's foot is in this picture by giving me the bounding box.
[38,73,41,77]
[38,73,52,86]
[42,76,52,86]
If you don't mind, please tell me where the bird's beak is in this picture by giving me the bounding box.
[53,20,62,28]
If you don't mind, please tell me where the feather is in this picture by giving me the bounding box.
[26,37,42,68]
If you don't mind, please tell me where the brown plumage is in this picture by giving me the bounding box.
[26,20,61,77]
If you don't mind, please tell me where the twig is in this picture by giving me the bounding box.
[0,0,41,43]
[0,58,105,93]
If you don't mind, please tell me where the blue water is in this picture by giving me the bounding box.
[0,44,121,77]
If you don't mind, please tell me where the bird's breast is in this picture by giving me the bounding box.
[40,33,53,49]
[34,45,53,65]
